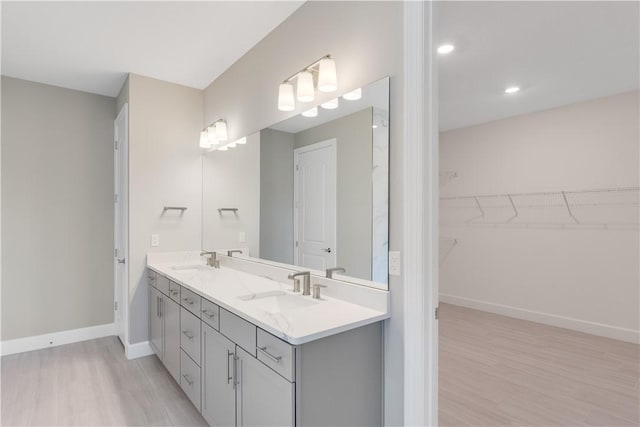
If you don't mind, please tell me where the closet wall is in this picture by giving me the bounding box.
[440,91,639,343]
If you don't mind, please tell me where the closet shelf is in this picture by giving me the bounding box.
[440,187,639,229]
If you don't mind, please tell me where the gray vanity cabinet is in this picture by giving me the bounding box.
[201,324,236,427]
[235,346,294,427]
[149,286,163,359]
[163,297,181,383]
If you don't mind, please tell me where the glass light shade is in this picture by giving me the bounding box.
[215,121,228,141]
[199,130,210,149]
[301,106,318,117]
[296,71,315,102]
[318,57,337,92]
[342,88,362,101]
[235,137,247,144]
[320,98,339,110]
[278,82,295,111]
[207,126,218,145]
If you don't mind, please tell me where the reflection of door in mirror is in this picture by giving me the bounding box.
[294,139,337,271]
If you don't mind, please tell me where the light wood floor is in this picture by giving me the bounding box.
[1,336,207,426]
[439,303,640,427]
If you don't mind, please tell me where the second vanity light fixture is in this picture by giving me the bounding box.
[199,118,247,151]
[278,54,337,111]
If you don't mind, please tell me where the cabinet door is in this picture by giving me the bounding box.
[149,286,164,360]
[201,324,236,427]
[236,347,294,427]
[163,297,180,383]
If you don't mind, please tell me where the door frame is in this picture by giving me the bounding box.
[114,103,129,348]
[403,1,438,426]
[292,138,338,267]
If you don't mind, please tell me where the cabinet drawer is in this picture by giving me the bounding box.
[220,308,256,356]
[180,308,201,365]
[155,274,170,296]
[180,349,201,411]
[180,287,201,317]
[168,281,181,303]
[147,270,157,286]
[257,329,295,382]
[201,298,220,330]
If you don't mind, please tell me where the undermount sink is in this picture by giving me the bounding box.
[238,290,318,312]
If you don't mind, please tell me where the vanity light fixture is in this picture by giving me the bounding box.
[437,44,455,55]
[321,98,339,110]
[214,120,228,141]
[343,88,362,101]
[301,106,318,118]
[505,86,520,94]
[277,54,337,111]
[199,130,210,149]
[199,119,227,149]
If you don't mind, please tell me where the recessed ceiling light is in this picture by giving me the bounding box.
[437,44,455,55]
[505,86,520,94]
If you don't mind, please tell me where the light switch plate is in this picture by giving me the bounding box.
[239,231,246,243]
[151,234,160,247]
[389,251,401,276]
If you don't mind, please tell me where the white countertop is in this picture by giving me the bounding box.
[147,253,390,345]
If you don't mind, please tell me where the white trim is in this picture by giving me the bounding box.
[0,323,115,356]
[403,1,438,426]
[114,103,129,347]
[440,294,640,344]
[125,340,155,360]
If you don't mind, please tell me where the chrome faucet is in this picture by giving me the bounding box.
[288,271,311,295]
[227,250,243,257]
[200,251,220,268]
[325,267,346,279]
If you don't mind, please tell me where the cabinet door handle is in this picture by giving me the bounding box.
[201,309,216,319]
[182,330,194,340]
[182,297,194,305]
[156,296,160,317]
[258,346,283,363]
[233,355,240,389]
[159,298,163,317]
[227,350,234,384]
[182,374,194,386]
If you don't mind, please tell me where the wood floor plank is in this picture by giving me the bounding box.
[439,303,640,427]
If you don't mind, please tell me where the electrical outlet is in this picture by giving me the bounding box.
[151,234,160,247]
[389,251,401,276]
[239,231,246,243]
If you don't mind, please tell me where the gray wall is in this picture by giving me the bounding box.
[202,2,404,423]
[127,74,203,344]
[294,108,373,280]
[260,128,294,263]
[1,76,115,340]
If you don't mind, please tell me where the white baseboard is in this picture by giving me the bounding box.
[440,294,640,344]
[125,340,154,360]
[1,323,116,356]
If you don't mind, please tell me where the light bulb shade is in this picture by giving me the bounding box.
[278,82,295,111]
[215,121,228,141]
[199,130,210,149]
[207,126,218,145]
[320,98,339,110]
[342,88,362,101]
[301,106,318,117]
[296,71,315,102]
[318,57,337,92]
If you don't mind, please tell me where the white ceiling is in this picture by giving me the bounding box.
[438,1,640,131]
[1,1,303,97]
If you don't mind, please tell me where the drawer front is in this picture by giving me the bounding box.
[180,287,201,317]
[220,308,256,356]
[180,349,201,411]
[155,274,170,296]
[147,270,157,287]
[168,281,181,303]
[200,298,220,330]
[257,329,295,382]
[180,307,201,365]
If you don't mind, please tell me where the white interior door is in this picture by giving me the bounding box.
[114,104,129,347]
[294,139,337,271]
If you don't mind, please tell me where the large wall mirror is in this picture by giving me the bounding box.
[202,76,389,289]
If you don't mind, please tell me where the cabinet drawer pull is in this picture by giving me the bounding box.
[182,374,194,386]
[182,330,194,340]
[201,309,216,319]
[182,297,194,305]
[170,290,179,296]
[258,346,282,363]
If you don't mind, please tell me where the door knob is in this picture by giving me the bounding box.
[322,248,332,253]
[117,258,126,264]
